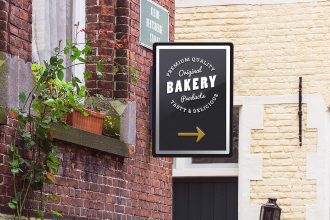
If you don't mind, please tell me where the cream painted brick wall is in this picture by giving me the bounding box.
[175,2,326,219]
[176,2,330,105]
[250,104,317,220]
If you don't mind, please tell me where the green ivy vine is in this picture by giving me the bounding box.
[8,25,139,219]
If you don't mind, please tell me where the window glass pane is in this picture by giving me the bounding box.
[32,0,74,80]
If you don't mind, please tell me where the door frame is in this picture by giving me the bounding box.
[173,157,238,177]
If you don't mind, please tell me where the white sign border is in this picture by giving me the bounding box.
[154,44,233,156]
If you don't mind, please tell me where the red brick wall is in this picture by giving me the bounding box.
[0,0,32,61]
[0,111,18,215]
[86,0,116,97]
[0,0,174,219]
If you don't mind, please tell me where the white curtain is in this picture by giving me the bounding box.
[32,0,85,82]
[32,0,73,63]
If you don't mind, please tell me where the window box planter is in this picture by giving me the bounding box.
[51,123,129,157]
[0,105,133,158]
[67,109,105,135]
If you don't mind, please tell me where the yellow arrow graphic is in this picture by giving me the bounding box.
[177,127,206,143]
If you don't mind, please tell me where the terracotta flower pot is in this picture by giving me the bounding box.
[67,109,105,135]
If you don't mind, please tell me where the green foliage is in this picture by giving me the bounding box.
[8,38,96,219]
[9,27,138,220]
[103,114,120,139]
[113,64,139,84]
[52,210,64,218]
[19,92,26,103]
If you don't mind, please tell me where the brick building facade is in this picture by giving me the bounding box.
[0,0,174,219]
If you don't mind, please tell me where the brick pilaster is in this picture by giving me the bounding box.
[0,0,32,62]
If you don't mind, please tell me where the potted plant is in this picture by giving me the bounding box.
[66,28,139,135]
[67,94,106,135]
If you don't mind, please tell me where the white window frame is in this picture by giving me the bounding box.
[72,0,86,84]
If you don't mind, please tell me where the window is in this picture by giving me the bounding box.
[32,0,85,82]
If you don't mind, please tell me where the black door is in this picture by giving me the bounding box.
[173,177,238,220]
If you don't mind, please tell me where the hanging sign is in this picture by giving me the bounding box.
[152,43,233,157]
[140,0,169,49]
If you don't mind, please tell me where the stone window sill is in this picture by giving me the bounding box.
[51,124,129,157]
[0,106,131,158]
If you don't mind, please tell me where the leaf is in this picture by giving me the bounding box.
[83,111,89,117]
[46,172,56,182]
[8,202,16,209]
[82,44,91,55]
[48,194,59,202]
[72,77,82,86]
[78,57,86,63]
[36,210,44,219]
[97,61,103,73]
[83,71,92,80]
[31,63,39,72]
[28,140,36,147]
[19,92,26,103]
[73,47,81,58]
[18,116,26,126]
[48,152,59,164]
[44,99,55,108]
[10,146,18,155]
[40,122,50,129]
[129,66,139,74]
[130,75,138,84]
[19,157,31,166]
[66,39,72,47]
[57,71,64,80]
[22,132,32,140]
[11,167,21,174]
[32,102,42,113]
[70,55,76,62]
[10,159,19,167]
[52,211,63,217]
[54,47,60,53]
[50,56,57,65]
[64,47,70,55]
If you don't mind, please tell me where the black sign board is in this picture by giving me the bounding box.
[152,43,233,157]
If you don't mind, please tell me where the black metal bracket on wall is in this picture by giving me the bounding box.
[298,77,303,146]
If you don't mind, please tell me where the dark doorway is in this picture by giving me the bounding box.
[173,177,238,220]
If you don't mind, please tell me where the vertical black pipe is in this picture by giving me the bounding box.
[298,77,302,146]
